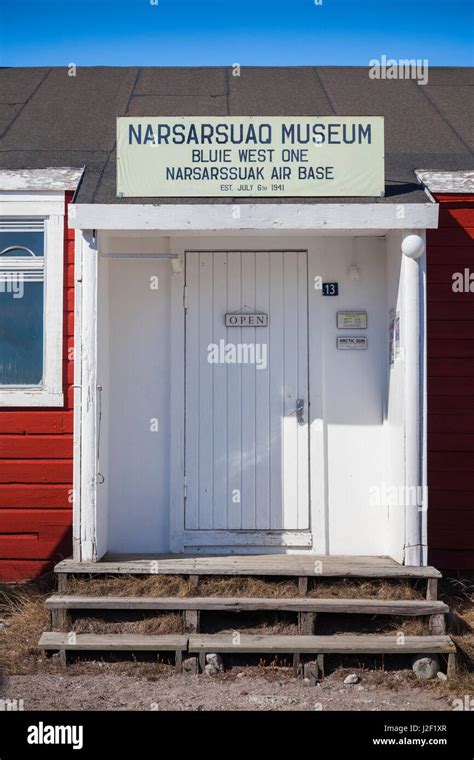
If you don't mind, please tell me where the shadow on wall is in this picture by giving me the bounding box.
[0,524,72,583]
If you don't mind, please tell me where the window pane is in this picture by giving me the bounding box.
[0,230,44,257]
[0,226,45,386]
[0,282,44,385]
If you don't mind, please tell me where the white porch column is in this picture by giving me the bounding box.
[75,229,99,562]
[418,239,428,566]
[403,233,426,566]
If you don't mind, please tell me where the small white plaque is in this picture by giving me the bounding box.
[225,313,268,327]
[337,336,368,350]
[337,311,367,329]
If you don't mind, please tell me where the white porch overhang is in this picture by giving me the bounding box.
[69,202,438,232]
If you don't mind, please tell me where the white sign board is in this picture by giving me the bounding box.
[337,336,368,350]
[117,116,385,197]
[225,313,268,327]
[337,311,368,329]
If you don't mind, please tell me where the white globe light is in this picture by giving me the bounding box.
[401,234,425,259]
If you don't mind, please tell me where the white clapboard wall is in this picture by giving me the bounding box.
[184,250,310,545]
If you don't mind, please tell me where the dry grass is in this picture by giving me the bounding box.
[441,576,474,629]
[309,579,422,600]
[66,574,423,600]
[67,575,193,598]
[196,576,298,597]
[441,670,474,695]
[440,576,474,681]
[217,617,298,636]
[71,612,182,635]
[0,582,50,675]
[384,617,428,636]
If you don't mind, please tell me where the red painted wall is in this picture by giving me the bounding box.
[427,194,474,571]
[0,192,74,581]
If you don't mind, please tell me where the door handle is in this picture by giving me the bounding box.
[296,398,305,425]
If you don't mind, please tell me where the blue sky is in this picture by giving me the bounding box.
[0,0,472,67]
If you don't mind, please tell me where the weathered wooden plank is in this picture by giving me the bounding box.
[416,170,474,194]
[317,653,325,678]
[0,167,83,192]
[429,614,446,635]
[447,652,458,677]
[50,607,68,630]
[44,595,448,616]
[188,634,456,655]
[0,434,72,459]
[184,610,200,633]
[54,554,442,579]
[298,577,308,595]
[293,652,301,677]
[426,578,438,600]
[188,574,199,589]
[39,632,188,652]
[299,612,316,634]
[99,554,412,567]
[182,531,313,547]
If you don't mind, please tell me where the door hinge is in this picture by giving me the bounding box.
[183,285,188,310]
[183,476,187,500]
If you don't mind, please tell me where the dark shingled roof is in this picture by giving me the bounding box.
[0,66,473,204]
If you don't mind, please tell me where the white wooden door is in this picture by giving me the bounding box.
[183,250,310,550]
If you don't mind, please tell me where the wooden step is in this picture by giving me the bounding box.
[39,631,187,652]
[38,631,457,676]
[188,633,456,675]
[189,633,457,676]
[45,594,449,616]
[38,632,188,672]
[54,555,442,579]
[188,633,456,655]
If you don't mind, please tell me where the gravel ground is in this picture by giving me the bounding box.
[0,668,455,711]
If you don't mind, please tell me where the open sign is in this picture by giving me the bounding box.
[225,313,268,327]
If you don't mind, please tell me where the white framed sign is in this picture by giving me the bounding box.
[337,336,368,350]
[117,116,385,197]
[337,311,367,329]
[225,313,268,327]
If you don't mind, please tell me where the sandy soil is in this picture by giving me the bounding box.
[0,668,456,712]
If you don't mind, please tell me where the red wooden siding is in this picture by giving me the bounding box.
[427,194,474,571]
[0,193,74,581]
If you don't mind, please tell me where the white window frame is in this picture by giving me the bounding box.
[0,192,66,407]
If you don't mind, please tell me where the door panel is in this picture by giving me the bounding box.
[184,250,310,543]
